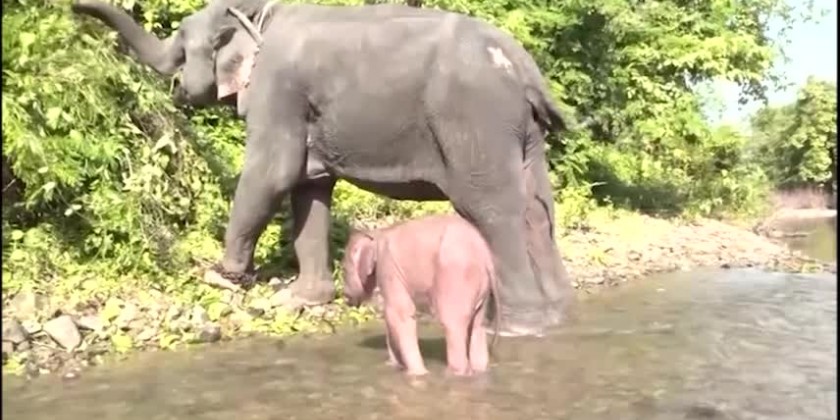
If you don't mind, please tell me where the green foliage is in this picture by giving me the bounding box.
[751,77,837,191]
[1,0,806,330]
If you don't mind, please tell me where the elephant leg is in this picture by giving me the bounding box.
[384,304,426,376]
[521,149,575,327]
[217,155,298,279]
[447,157,558,337]
[467,302,489,373]
[385,326,403,367]
[216,82,308,283]
[271,179,337,307]
[436,293,473,376]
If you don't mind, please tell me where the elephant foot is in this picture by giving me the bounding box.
[485,305,571,338]
[445,366,473,377]
[206,263,257,290]
[488,322,546,338]
[269,276,336,310]
[404,367,429,376]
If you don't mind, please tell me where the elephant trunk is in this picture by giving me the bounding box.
[71,0,183,75]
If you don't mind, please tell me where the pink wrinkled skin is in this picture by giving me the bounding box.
[342,214,498,377]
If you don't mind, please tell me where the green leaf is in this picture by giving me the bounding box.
[207,301,230,321]
[111,333,133,353]
[18,32,35,50]
[158,334,181,350]
[45,107,62,128]
[101,298,123,322]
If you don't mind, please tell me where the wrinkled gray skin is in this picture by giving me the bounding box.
[342,214,499,377]
[70,0,574,336]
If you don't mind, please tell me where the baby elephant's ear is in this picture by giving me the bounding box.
[215,27,259,100]
[353,236,376,277]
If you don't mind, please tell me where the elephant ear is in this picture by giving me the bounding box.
[214,26,260,100]
[351,235,376,279]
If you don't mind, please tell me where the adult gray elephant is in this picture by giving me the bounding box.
[71,0,575,336]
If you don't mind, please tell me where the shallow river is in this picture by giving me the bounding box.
[774,215,837,262]
[3,222,836,420]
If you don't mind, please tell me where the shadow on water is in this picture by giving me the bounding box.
[360,335,449,365]
[3,267,836,420]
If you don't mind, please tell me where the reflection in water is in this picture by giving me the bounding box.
[776,215,837,262]
[3,270,836,420]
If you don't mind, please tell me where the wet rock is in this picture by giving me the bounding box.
[196,324,222,343]
[248,298,272,317]
[168,316,193,333]
[229,293,245,308]
[190,305,210,325]
[7,291,47,320]
[584,276,605,285]
[134,328,157,343]
[20,320,41,335]
[3,319,29,345]
[268,277,285,291]
[164,306,182,322]
[36,347,69,373]
[127,318,146,331]
[203,301,232,322]
[142,303,164,324]
[43,315,82,351]
[307,305,327,318]
[227,310,254,330]
[269,289,307,311]
[220,290,236,304]
[246,307,266,318]
[84,342,109,358]
[203,270,242,291]
[25,361,40,378]
[2,341,14,359]
[62,370,80,381]
[115,303,139,329]
[74,314,104,332]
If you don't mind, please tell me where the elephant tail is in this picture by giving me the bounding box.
[486,263,502,358]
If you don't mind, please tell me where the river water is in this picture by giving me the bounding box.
[774,215,837,262]
[3,221,836,420]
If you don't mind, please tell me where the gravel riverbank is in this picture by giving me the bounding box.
[2,212,834,379]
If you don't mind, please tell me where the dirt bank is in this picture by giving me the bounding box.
[558,211,834,294]
[2,212,834,379]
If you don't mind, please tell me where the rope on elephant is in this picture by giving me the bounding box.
[255,0,279,35]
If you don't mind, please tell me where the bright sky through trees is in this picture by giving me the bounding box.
[709,0,837,129]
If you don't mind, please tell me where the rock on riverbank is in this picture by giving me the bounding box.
[558,212,833,292]
[2,212,833,378]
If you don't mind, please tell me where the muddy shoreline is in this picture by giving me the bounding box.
[2,212,835,380]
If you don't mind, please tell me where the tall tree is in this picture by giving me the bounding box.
[752,77,837,192]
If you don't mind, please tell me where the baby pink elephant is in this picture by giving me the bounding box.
[342,214,500,377]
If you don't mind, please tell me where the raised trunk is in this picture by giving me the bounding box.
[71,0,183,75]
